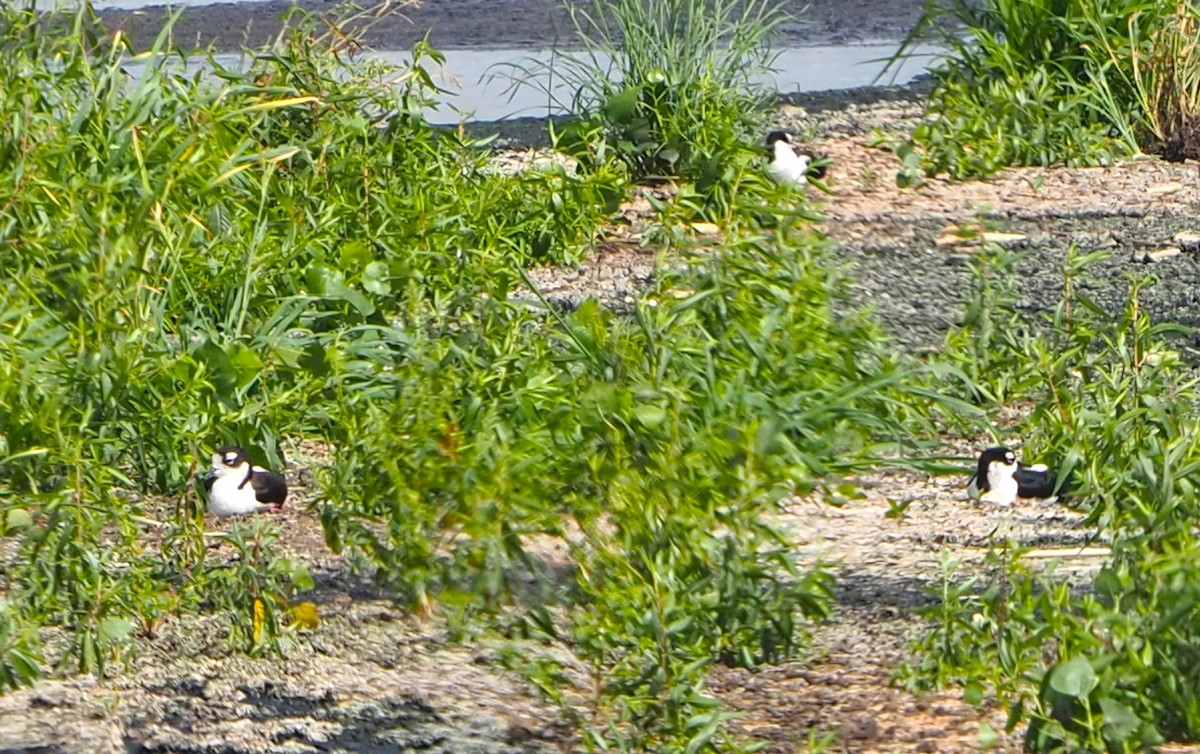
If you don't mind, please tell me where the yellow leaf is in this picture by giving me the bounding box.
[289,601,320,630]
[244,96,320,112]
[252,598,265,644]
[205,162,254,190]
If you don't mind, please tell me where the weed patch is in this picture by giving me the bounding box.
[891,0,1200,180]
[498,0,787,214]
[0,4,972,750]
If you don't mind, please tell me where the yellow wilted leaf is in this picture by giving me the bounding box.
[252,598,266,644]
[289,601,320,630]
[244,96,320,112]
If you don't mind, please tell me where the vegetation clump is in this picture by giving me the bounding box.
[499,0,787,216]
[906,245,1200,752]
[894,0,1200,180]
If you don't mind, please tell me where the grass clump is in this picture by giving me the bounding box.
[501,0,787,204]
[892,0,1200,181]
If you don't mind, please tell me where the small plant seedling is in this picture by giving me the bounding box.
[885,497,914,519]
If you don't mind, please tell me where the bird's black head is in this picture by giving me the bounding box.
[977,446,1017,472]
[765,130,794,147]
[213,445,249,470]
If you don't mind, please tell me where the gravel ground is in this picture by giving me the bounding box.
[0,439,1100,754]
[784,94,1200,353]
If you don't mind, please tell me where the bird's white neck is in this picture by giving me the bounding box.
[982,461,1019,506]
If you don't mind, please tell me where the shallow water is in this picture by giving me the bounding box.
[118,43,940,124]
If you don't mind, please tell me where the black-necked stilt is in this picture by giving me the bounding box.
[765,130,823,188]
[967,446,1070,506]
[199,445,288,517]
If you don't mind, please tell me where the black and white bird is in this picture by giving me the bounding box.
[199,445,288,517]
[967,446,1070,507]
[765,130,823,189]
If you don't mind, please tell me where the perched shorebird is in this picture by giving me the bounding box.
[765,130,824,189]
[199,445,288,517]
[967,446,1070,507]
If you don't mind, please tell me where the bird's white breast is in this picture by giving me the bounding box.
[981,462,1019,507]
[207,471,267,516]
[769,142,811,187]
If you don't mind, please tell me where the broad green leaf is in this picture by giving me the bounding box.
[1048,656,1097,699]
[633,404,667,428]
[98,617,134,644]
[603,85,641,124]
[1098,697,1140,740]
[362,261,392,295]
[3,509,33,534]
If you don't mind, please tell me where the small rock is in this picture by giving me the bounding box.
[981,231,1029,246]
[31,686,72,709]
[1147,181,1184,195]
[1133,247,1181,263]
[934,229,1027,248]
[843,713,880,739]
[1175,231,1200,252]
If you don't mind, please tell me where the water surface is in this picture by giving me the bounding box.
[118,43,939,124]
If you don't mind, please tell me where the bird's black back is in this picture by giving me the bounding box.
[248,469,288,506]
[1015,464,1072,500]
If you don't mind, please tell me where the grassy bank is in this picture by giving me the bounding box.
[894,0,1200,181]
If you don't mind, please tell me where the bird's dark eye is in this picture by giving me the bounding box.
[224,453,238,465]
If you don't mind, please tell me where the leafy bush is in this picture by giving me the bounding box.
[315,215,971,749]
[891,0,1200,179]
[0,2,624,688]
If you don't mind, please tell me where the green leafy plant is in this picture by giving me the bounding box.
[203,521,314,653]
[0,598,42,692]
[0,0,631,683]
[884,0,1200,177]
[904,244,1200,751]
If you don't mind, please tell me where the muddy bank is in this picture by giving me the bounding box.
[93,0,927,54]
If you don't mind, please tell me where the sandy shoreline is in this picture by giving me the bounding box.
[94,0,926,54]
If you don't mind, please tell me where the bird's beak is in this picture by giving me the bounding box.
[198,468,216,484]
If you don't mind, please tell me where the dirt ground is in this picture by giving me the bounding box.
[94,0,928,54]
[0,442,1098,754]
